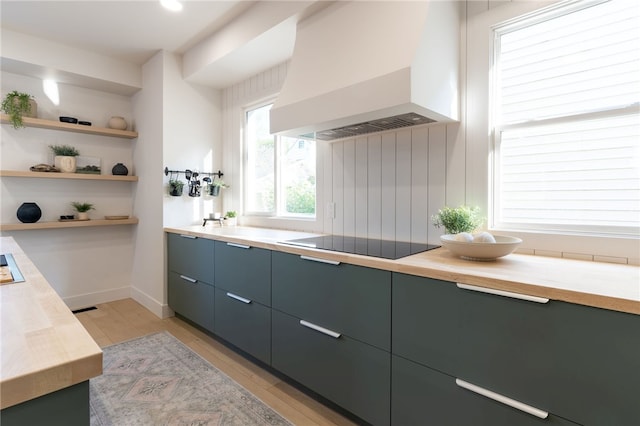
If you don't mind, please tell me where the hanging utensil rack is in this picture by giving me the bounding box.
[164,167,223,179]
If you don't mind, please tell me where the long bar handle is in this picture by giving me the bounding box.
[227,242,251,249]
[226,292,251,304]
[179,274,198,283]
[299,320,341,339]
[455,379,549,419]
[300,255,341,266]
[456,283,549,304]
[179,234,197,239]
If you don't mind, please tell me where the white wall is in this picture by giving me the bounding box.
[1,72,135,309]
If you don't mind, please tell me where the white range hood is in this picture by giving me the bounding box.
[270,1,460,141]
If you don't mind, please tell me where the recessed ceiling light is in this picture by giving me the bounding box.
[160,0,183,12]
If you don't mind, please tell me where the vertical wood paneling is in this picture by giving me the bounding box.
[332,142,345,235]
[367,135,382,239]
[320,141,333,234]
[411,127,429,243]
[395,130,412,241]
[428,126,448,244]
[355,137,368,238]
[381,133,396,240]
[342,139,356,237]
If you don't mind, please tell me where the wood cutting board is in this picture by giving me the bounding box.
[0,265,14,284]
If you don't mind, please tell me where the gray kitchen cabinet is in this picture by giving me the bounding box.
[272,310,391,426]
[167,271,214,332]
[392,355,579,426]
[167,233,215,284]
[393,272,640,426]
[271,251,391,351]
[214,288,271,364]
[214,241,271,305]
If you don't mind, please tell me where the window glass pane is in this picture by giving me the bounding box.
[280,137,316,216]
[246,104,274,213]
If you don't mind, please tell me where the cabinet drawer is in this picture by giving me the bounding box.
[272,251,391,350]
[392,273,458,373]
[214,288,271,364]
[392,355,579,426]
[167,233,214,284]
[214,241,271,306]
[272,310,390,426]
[167,271,214,332]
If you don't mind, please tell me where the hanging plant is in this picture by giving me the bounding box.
[1,91,35,129]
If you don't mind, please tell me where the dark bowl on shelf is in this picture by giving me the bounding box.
[78,121,92,126]
[59,116,78,124]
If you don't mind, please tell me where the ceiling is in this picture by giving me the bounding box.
[0,0,305,89]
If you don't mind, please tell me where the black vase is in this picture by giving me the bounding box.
[112,163,129,176]
[17,202,42,223]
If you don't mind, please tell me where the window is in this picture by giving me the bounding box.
[492,0,640,237]
[245,102,316,217]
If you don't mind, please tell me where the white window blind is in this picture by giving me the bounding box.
[493,0,640,236]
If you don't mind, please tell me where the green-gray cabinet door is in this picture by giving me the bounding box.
[272,310,390,426]
[214,287,271,364]
[272,251,391,351]
[167,233,214,284]
[392,355,580,426]
[167,271,214,332]
[214,241,271,306]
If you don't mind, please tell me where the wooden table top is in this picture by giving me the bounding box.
[0,237,103,409]
[165,226,640,315]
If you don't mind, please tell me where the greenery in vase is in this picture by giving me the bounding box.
[432,205,482,234]
[49,144,79,156]
[169,179,184,190]
[225,211,237,218]
[212,179,229,188]
[1,91,34,129]
[71,201,95,213]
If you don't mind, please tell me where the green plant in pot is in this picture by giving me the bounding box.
[224,210,237,226]
[432,205,482,234]
[1,91,36,129]
[71,201,94,220]
[169,179,184,196]
[49,144,80,173]
[209,179,229,196]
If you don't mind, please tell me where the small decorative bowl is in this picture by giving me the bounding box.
[59,116,78,124]
[440,234,522,261]
[78,121,92,126]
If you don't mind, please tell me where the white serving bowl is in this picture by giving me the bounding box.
[440,234,522,261]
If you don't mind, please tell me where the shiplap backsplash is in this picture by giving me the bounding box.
[222,62,465,245]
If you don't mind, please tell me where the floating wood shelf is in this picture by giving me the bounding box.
[1,114,138,139]
[0,170,138,181]
[0,217,139,231]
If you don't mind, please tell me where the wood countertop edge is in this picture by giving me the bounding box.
[0,352,103,410]
[164,227,640,316]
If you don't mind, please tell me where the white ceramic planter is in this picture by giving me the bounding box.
[55,155,77,173]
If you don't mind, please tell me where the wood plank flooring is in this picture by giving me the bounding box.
[75,298,358,426]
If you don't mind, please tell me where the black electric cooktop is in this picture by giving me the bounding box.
[282,235,440,260]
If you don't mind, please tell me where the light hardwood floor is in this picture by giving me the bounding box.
[75,298,358,426]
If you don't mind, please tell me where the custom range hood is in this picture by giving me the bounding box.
[270,1,460,141]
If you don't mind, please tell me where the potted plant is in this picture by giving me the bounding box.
[71,201,95,220]
[1,91,37,129]
[209,179,229,196]
[169,179,184,196]
[49,144,80,173]
[432,205,482,234]
[224,210,237,226]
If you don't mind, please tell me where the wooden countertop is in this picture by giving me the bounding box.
[0,237,102,409]
[165,226,640,315]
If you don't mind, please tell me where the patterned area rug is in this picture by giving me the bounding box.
[90,331,292,425]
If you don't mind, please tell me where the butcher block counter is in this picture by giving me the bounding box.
[0,236,102,413]
[165,226,640,315]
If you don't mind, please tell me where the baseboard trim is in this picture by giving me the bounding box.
[64,286,131,311]
[130,286,171,319]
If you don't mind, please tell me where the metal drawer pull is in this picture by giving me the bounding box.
[300,255,341,266]
[179,234,197,239]
[179,275,198,283]
[226,292,251,304]
[299,320,341,338]
[227,242,250,249]
[456,379,549,419]
[456,283,549,304]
